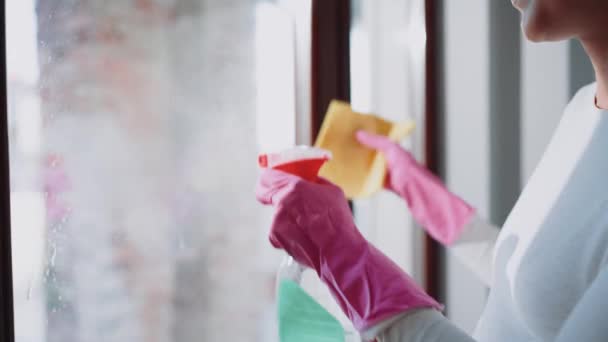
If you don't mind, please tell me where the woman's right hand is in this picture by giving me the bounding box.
[255,168,443,334]
[356,130,476,245]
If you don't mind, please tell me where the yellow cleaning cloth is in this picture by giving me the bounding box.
[314,100,415,199]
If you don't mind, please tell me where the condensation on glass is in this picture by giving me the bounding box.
[6,1,292,341]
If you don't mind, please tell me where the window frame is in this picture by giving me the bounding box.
[424,0,443,301]
[1,1,16,341]
[310,0,351,139]
[312,0,440,297]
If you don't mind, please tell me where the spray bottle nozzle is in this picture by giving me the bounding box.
[258,146,332,181]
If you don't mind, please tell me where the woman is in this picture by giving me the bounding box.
[256,1,608,340]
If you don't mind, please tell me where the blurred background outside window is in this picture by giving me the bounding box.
[7,0,299,341]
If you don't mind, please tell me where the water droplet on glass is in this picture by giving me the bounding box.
[26,278,33,300]
[178,234,186,251]
[49,244,57,267]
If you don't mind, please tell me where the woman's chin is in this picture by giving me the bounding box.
[522,23,572,43]
[522,26,546,42]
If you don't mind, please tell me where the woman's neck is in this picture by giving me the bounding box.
[581,37,608,109]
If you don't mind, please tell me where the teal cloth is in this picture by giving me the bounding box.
[277,279,345,342]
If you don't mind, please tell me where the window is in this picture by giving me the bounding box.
[3,1,435,341]
[350,0,428,281]
[5,1,300,341]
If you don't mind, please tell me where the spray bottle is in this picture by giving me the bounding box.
[258,146,332,287]
[259,146,360,341]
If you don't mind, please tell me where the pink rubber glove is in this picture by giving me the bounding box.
[256,169,442,332]
[356,131,475,245]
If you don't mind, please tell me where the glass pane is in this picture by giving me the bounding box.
[349,0,427,275]
[6,1,296,341]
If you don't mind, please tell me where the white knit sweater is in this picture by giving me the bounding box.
[377,83,608,341]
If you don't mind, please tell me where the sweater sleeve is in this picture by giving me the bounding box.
[449,214,500,286]
[375,309,476,342]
